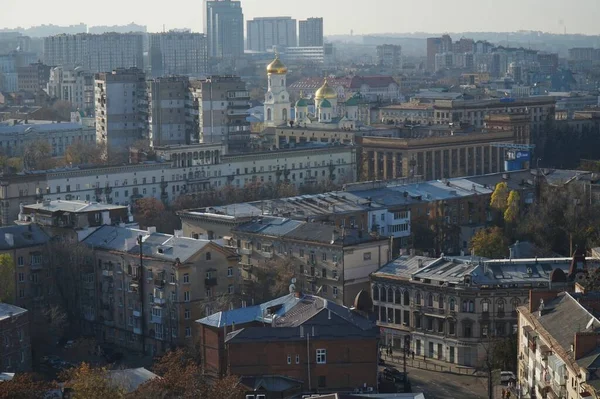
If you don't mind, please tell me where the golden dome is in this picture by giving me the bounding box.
[266,55,288,75]
[315,79,337,100]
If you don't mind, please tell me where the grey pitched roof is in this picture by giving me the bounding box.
[107,368,158,393]
[234,216,304,237]
[239,375,303,392]
[83,225,213,262]
[0,303,27,321]
[25,200,126,213]
[0,224,49,250]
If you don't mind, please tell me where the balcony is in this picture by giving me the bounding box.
[153,297,166,306]
[241,262,252,271]
[154,279,165,288]
[30,263,43,271]
[238,248,252,255]
[205,277,217,287]
[133,310,141,318]
[133,327,142,335]
[102,270,114,278]
[259,251,273,259]
[151,315,163,324]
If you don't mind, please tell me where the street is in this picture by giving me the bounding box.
[407,365,488,399]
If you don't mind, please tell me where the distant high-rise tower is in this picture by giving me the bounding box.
[149,31,208,78]
[204,0,244,58]
[247,17,297,52]
[299,18,323,47]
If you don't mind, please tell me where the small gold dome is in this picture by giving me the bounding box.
[315,79,337,100]
[266,55,287,75]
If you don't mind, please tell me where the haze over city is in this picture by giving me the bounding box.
[1,0,600,35]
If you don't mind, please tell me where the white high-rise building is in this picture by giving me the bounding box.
[148,31,208,78]
[263,55,291,127]
[47,66,95,115]
[246,17,297,52]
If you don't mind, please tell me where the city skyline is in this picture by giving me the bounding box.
[1,0,599,36]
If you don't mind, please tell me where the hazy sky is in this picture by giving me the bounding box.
[2,0,599,35]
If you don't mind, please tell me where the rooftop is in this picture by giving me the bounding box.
[0,224,49,250]
[107,368,159,393]
[0,122,92,134]
[0,303,27,321]
[24,200,127,214]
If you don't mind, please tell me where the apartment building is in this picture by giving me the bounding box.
[95,68,147,150]
[148,31,208,78]
[81,225,240,356]
[47,66,95,116]
[518,290,600,399]
[231,216,390,307]
[204,0,244,58]
[188,76,250,151]
[370,254,587,367]
[247,17,297,52]
[0,224,51,312]
[299,18,324,47]
[147,76,190,147]
[0,303,32,372]
[17,62,51,93]
[197,291,378,392]
[377,45,402,70]
[0,120,96,158]
[0,173,46,227]
[0,51,37,92]
[43,33,144,73]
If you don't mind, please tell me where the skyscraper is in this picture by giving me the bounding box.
[246,17,297,52]
[149,31,208,78]
[204,0,244,58]
[299,18,324,47]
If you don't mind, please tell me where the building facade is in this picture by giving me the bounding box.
[17,62,51,93]
[47,66,95,116]
[204,0,244,58]
[377,45,402,70]
[247,17,297,52]
[147,76,190,147]
[0,303,32,372]
[299,18,324,47]
[95,68,147,150]
[148,31,208,78]
[81,225,240,356]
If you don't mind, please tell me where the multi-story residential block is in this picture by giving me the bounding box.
[188,75,250,150]
[247,17,297,52]
[17,199,131,241]
[0,51,37,92]
[81,225,240,356]
[147,76,190,147]
[518,289,600,399]
[47,66,95,116]
[0,173,46,227]
[231,216,390,307]
[95,68,147,150]
[278,44,335,67]
[43,33,144,74]
[377,45,402,70]
[299,18,324,47]
[0,225,51,311]
[0,303,32,372]
[17,62,51,93]
[148,31,208,78]
[0,119,96,158]
[370,253,587,367]
[204,0,244,58]
[197,291,378,392]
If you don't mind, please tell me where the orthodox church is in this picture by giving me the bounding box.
[263,55,361,130]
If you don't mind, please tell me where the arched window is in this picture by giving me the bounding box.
[267,108,272,121]
[449,298,455,311]
[438,295,444,309]
[395,289,402,304]
[372,286,379,301]
[497,300,505,314]
[462,300,468,312]
[415,292,421,305]
[469,300,475,313]
[281,78,284,86]
[381,287,387,302]
[387,288,393,303]
[404,291,410,306]
[282,108,288,121]
[427,294,433,307]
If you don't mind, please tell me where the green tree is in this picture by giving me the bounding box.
[490,182,509,211]
[504,191,521,223]
[0,374,56,399]
[61,363,125,399]
[65,140,106,165]
[470,227,509,259]
[0,254,15,303]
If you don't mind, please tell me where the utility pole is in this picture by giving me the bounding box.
[137,235,146,356]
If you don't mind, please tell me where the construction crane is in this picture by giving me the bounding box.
[491,142,536,172]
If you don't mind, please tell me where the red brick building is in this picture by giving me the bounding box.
[197,292,379,395]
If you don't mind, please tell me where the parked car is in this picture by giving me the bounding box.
[501,371,516,384]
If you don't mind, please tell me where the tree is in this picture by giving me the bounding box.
[470,227,509,259]
[244,257,297,303]
[65,140,106,165]
[51,100,73,121]
[61,363,126,399]
[23,140,55,170]
[0,374,56,399]
[0,254,15,303]
[134,198,180,233]
[503,190,521,224]
[490,182,509,211]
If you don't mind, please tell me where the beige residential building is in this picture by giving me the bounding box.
[0,303,32,372]
[231,216,390,307]
[81,225,240,356]
[518,288,600,399]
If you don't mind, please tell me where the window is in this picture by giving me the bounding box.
[438,295,444,309]
[482,324,489,338]
[183,273,189,284]
[227,267,233,277]
[416,292,421,305]
[449,320,455,335]
[18,273,24,282]
[372,286,379,301]
[287,355,291,365]
[17,256,23,267]
[146,269,153,280]
[171,291,176,301]
[363,252,372,261]
[482,301,489,313]
[185,309,191,319]
[31,253,42,265]
[449,298,455,311]
[316,349,326,364]
[185,327,192,337]
[333,286,338,296]
[228,285,234,294]
[404,291,410,306]
[497,301,505,313]
[322,253,327,261]
[184,291,190,302]
[318,376,326,388]
[296,354,300,364]
[206,252,211,261]
[427,317,433,331]
[427,294,433,307]
[463,324,472,338]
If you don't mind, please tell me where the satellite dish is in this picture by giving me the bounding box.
[289,283,296,293]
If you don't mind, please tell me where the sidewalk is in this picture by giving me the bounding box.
[381,353,485,377]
